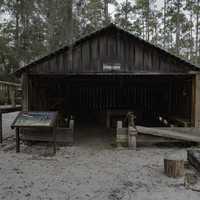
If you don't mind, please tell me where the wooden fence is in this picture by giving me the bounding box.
[0,81,21,106]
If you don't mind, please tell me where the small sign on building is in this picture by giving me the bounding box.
[103,63,121,72]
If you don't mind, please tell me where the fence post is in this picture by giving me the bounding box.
[9,86,16,107]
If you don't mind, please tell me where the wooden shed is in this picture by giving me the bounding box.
[15,24,200,144]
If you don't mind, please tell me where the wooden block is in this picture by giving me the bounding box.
[117,121,123,128]
[128,126,137,149]
[128,135,136,149]
[69,120,74,130]
[128,126,137,136]
[116,128,128,145]
[164,155,185,178]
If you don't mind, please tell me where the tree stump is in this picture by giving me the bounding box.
[164,156,185,178]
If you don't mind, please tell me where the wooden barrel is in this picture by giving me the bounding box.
[164,155,185,178]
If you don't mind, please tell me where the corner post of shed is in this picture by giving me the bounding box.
[22,73,29,112]
[192,73,200,128]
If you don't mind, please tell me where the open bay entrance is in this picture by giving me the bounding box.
[74,113,114,147]
[29,74,194,146]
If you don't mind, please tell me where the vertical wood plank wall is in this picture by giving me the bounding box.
[192,74,200,128]
[28,75,193,125]
[25,28,197,75]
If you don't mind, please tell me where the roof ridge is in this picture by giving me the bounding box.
[14,23,200,76]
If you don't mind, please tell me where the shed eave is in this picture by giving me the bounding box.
[13,23,200,77]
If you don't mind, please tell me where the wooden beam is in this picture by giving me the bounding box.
[136,126,200,143]
[0,81,21,87]
[25,72,197,76]
[16,128,20,153]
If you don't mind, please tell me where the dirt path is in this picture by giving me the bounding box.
[0,113,200,200]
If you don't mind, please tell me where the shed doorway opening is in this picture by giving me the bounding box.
[29,75,193,145]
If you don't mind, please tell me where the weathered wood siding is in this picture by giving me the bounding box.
[28,75,193,125]
[26,27,197,75]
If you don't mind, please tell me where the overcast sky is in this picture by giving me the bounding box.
[1,0,164,22]
[109,0,164,13]
[115,0,164,7]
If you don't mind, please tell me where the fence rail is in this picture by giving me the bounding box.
[0,81,21,106]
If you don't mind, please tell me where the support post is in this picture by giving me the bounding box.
[192,73,200,128]
[0,112,2,143]
[16,128,20,153]
[69,120,74,131]
[127,112,137,149]
[128,126,137,149]
[116,121,128,147]
[53,128,56,155]
[106,111,110,128]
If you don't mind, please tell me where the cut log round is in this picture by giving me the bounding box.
[164,156,185,178]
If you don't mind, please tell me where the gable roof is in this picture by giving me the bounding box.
[14,23,200,76]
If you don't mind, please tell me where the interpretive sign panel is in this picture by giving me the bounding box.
[11,112,58,128]
[11,111,58,154]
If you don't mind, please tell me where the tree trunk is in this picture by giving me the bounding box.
[67,0,73,71]
[124,0,128,29]
[146,0,150,41]
[176,0,181,56]
[47,0,55,51]
[104,0,109,25]
[15,0,20,69]
[195,0,199,64]
[66,0,73,46]
[190,11,193,61]
[163,0,167,48]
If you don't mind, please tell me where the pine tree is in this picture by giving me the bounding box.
[135,0,151,41]
[76,0,105,34]
[183,0,195,60]
[114,0,134,31]
[104,0,109,24]
[194,0,200,64]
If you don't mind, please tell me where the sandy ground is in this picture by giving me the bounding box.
[0,113,200,200]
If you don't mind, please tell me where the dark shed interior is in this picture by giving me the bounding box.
[28,74,193,127]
